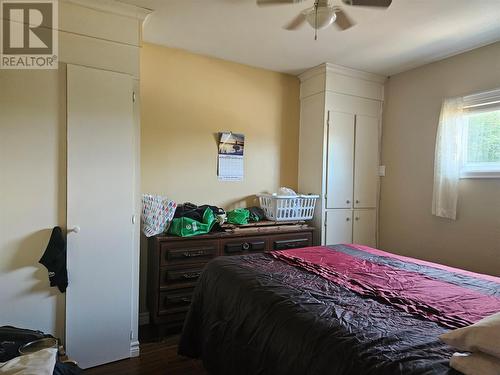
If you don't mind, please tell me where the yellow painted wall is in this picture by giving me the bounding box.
[140,43,300,209]
[139,43,301,313]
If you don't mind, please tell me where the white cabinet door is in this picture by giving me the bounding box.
[353,209,377,247]
[66,65,134,369]
[354,115,379,208]
[325,209,353,245]
[326,111,355,209]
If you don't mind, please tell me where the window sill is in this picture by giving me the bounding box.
[460,170,500,179]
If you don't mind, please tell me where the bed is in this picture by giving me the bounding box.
[178,244,500,375]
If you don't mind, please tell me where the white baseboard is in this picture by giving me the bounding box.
[130,340,140,358]
[139,312,150,326]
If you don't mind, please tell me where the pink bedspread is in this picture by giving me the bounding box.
[271,245,500,328]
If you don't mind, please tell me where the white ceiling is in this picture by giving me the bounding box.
[120,0,500,76]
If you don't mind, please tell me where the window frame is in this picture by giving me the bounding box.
[460,164,500,179]
[459,89,500,179]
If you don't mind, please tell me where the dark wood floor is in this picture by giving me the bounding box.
[84,336,207,375]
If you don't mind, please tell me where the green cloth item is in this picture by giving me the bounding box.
[248,210,261,222]
[168,207,216,237]
[227,208,250,225]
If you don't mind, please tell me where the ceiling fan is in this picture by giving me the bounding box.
[256,0,392,39]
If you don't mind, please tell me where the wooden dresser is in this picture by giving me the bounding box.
[147,224,314,334]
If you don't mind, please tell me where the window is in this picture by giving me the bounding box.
[432,89,500,220]
[461,91,500,178]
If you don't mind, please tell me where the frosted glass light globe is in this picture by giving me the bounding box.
[305,8,336,30]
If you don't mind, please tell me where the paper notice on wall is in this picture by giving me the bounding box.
[218,132,244,181]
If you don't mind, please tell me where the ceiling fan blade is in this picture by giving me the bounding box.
[342,0,392,7]
[283,13,306,30]
[334,9,355,30]
[257,0,307,6]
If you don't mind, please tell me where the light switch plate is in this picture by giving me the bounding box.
[378,165,386,177]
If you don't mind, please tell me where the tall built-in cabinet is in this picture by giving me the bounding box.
[298,63,386,247]
[60,0,149,369]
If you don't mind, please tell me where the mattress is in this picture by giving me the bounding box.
[178,244,500,375]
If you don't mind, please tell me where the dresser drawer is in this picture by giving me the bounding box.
[221,237,267,255]
[270,233,313,251]
[161,311,189,328]
[158,289,194,315]
[160,240,218,266]
[160,265,204,288]
[148,228,314,334]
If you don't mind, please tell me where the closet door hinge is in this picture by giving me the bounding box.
[327,110,330,126]
[132,91,136,103]
[324,212,328,227]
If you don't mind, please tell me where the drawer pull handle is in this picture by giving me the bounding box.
[183,250,206,258]
[182,272,201,279]
[274,238,309,250]
[242,242,250,250]
[166,296,192,304]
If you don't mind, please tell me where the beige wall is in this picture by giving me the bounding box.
[139,44,300,313]
[140,43,300,208]
[380,41,500,276]
[0,67,67,337]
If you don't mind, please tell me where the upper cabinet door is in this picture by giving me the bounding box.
[354,115,379,208]
[326,111,355,209]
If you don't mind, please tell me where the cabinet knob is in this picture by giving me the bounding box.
[346,200,350,204]
[355,217,360,221]
[346,217,350,222]
[355,200,360,204]
[242,242,250,250]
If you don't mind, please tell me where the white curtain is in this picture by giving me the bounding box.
[432,96,465,220]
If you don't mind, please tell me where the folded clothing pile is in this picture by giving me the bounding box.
[226,207,265,225]
[0,326,82,375]
[167,203,267,236]
[440,312,500,375]
[173,203,225,223]
[1,348,58,375]
[168,203,225,237]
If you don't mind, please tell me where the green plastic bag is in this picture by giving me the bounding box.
[227,208,250,225]
[168,207,216,237]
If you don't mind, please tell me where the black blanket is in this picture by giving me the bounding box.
[179,253,463,375]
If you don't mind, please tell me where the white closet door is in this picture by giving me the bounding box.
[353,209,377,247]
[354,115,379,208]
[325,209,353,245]
[66,64,134,369]
[326,111,355,209]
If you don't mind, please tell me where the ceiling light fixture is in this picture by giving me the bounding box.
[259,0,392,40]
[305,6,336,31]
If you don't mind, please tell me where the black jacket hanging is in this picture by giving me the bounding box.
[39,226,68,293]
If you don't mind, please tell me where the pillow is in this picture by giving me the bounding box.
[0,348,57,375]
[450,352,500,375]
[440,312,500,358]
